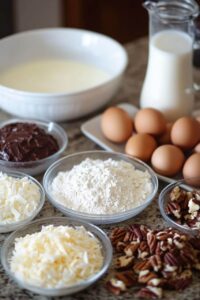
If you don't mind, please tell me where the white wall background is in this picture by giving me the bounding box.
[13,0,62,32]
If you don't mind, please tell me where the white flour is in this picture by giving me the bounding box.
[51,158,153,214]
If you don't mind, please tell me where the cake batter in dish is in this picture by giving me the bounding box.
[0,59,110,93]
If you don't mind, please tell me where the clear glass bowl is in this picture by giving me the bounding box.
[159,178,200,236]
[0,171,45,233]
[43,150,158,224]
[0,118,68,176]
[1,217,113,296]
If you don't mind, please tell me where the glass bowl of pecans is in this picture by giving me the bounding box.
[159,178,200,236]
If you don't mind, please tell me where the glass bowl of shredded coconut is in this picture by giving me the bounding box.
[1,217,112,296]
[0,171,45,233]
[43,151,158,224]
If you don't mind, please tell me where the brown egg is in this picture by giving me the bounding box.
[101,107,133,143]
[171,117,200,150]
[125,133,157,162]
[194,142,200,153]
[157,122,173,145]
[151,145,185,176]
[183,153,200,186]
[196,116,200,123]
[134,108,166,136]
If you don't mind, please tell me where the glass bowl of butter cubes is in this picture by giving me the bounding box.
[1,217,112,296]
[0,170,45,233]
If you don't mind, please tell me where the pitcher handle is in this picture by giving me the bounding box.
[188,40,200,93]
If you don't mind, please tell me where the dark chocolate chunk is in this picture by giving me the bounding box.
[0,122,59,162]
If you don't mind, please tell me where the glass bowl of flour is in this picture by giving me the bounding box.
[43,151,158,224]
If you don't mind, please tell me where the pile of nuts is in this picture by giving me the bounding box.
[166,186,200,229]
[106,224,200,299]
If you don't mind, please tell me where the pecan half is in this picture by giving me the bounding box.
[149,255,162,272]
[156,231,169,241]
[159,240,169,252]
[147,278,166,287]
[173,233,187,249]
[110,227,126,246]
[166,201,181,219]
[106,278,126,295]
[116,255,134,270]
[170,186,188,204]
[138,241,150,259]
[180,247,196,265]
[164,251,180,267]
[133,259,151,274]
[137,286,163,299]
[167,270,192,290]
[128,224,144,241]
[124,241,139,257]
[155,242,163,256]
[147,231,157,254]
[138,270,158,284]
[187,218,199,228]
[116,241,127,253]
[140,224,149,239]
[123,230,136,243]
[115,270,137,287]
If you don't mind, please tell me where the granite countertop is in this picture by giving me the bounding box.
[0,37,200,300]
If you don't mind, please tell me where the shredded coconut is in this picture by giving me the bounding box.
[0,172,40,224]
[51,158,153,214]
[10,225,103,288]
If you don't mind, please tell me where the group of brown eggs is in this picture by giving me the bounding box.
[101,106,200,181]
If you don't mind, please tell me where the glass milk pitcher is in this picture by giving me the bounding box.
[140,0,199,121]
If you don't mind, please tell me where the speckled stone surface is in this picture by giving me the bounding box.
[0,37,200,300]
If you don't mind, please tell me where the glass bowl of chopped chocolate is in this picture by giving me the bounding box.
[0,118,68,175]
[159,178,200,236]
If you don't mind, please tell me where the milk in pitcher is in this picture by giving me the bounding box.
[140,30,194,121]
